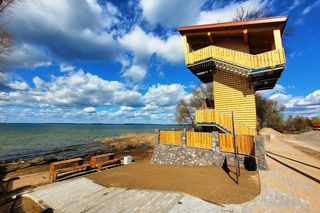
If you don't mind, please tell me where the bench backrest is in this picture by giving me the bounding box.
[50,157,83,171]
[91,153,114,167]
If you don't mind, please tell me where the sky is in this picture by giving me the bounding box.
[0,0,319,123]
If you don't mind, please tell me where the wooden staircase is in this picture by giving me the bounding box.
[195,109,257,135]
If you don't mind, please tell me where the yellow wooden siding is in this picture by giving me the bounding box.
[159,131,181,145]
[195,109,256,135]
[184,45,285,69]
[186,132,212,149]
[219,134,255,155]
[215,38,250,53]
[214,69,257,131]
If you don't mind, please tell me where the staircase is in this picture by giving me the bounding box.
[195,109,257,135]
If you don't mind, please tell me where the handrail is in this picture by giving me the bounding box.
[185,45,285,70]
[195,109,257,135]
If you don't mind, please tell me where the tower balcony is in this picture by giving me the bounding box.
[185,45,285,71]
[184,45,286,91]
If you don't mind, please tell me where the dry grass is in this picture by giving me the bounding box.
[94,133,155,150]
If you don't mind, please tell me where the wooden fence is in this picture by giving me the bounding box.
[219,134,255,155]
[186,132,212,149]
[158,130,255,156]
[185,45,285,70]
[159,130,181,145]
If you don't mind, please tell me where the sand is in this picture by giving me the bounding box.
[86,162,260,204]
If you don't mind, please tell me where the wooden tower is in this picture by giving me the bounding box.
[179,16,288,135]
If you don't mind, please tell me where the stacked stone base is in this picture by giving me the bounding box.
[150,130,267,170]
[150,144,246,167]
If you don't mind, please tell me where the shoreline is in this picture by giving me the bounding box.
[0,133,154,179]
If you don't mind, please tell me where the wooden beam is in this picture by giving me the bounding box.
[243,29,248,44]
[184,26,277,36]
[273,29,282,50]
[207,32,214,44]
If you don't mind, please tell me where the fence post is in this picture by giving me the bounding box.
[212,131,219,152]
[181,129,186,148]
[155,129,160,145]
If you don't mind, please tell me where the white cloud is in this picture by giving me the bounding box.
[119,26,184,81]
[122,65,147,82]
[0,69,144,108]
[139,0,206,28]
[60,64,75,72]
[84,107,96,113]
[5,43,52,69]
[197,0,269,24]
[143,84,186,107]
[5,0,121,68]
[302,0,320,15]
[283,0,303,14]
[7,81,29,90]
[268,89,320,117]
[257,84,285,97]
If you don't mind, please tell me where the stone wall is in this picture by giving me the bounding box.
[150,130,247,167]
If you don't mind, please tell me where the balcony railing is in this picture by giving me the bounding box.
[195,109,257,135]
[185,45,285,70]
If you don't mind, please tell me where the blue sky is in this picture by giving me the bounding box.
[0,0,319,123]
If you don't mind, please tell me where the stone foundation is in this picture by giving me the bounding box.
[150,129,267,170]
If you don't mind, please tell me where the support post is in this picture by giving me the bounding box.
[231,111,240,184]
[212,131,219,152]
[155,129,160,145]
[273,29,283,50]
[243,29,248,44]
[181,128,186,147]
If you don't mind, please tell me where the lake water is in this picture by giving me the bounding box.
[0,123,181,162]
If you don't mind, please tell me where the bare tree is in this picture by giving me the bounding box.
[0,0,15,63]
[176,83,213,127]
[232,5,269,21]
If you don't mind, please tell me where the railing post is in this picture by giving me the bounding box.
[181,129,186,148]
[212,131,219,152]
[155,129,160,145]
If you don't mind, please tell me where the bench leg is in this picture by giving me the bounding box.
[51,172,57,182]
[98,164,102,172]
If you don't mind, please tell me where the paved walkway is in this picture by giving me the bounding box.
[24,135,320,212]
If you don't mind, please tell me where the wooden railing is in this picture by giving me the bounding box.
[219,134,255,155]
[159,130,181,145]
[186,132,212,149]
[195,109,257,135]
[185,45,285,70]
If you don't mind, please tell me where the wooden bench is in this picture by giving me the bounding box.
[90,153,120,172]
[49,157,90,182]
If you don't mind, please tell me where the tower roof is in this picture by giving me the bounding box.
[179,16,288,35]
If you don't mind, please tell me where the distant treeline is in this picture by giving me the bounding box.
[256,94,320,133]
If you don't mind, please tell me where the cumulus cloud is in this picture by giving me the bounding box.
[84,107,96,113]
[121,65,147,82]
[60,64,75,72]
[139,0,206,28]
[0,69,144,108]
[5,43,52,69]
[261,86,320,117]
[197,0,269,24]
[5,0,121,67]
[143,84,186,107]
[119,26,184,81]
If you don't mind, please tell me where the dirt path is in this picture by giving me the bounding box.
[86,162,259,204]
[284,131,320,152]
